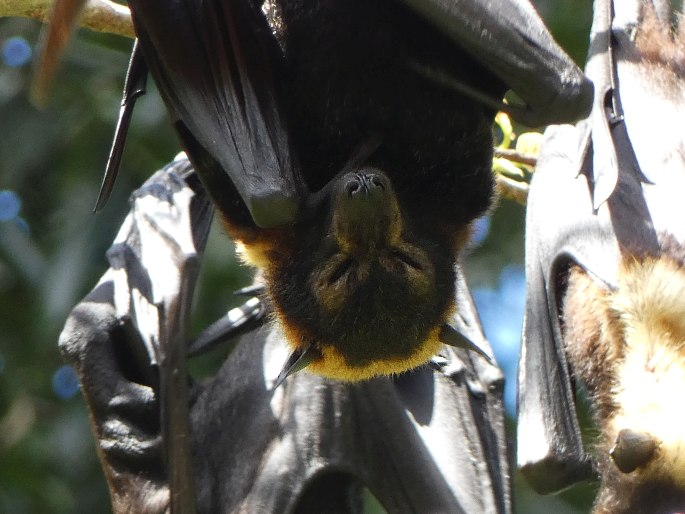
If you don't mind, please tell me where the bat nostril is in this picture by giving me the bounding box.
[368,173,386,191]
[345,178,362,197]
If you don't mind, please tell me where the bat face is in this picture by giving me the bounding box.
[230,168,471,381]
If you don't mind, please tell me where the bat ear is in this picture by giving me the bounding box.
[439,324,493,363]
[273,344,318,389]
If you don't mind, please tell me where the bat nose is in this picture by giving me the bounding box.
[344,172,387,200]
[342,172,390,217]
[337,171,394,226]
[332,170,399,250]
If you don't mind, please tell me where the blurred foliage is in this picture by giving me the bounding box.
[0,1,597,513]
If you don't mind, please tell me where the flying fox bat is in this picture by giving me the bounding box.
[38,0,592,381]
[59,159,512,513]
[518,1,685,511]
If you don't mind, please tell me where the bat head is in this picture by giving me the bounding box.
[226,168,469,381]
[564,248,685,513]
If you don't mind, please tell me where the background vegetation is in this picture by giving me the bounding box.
[0,1,595,512]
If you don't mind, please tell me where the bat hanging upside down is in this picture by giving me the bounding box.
[518,2,685,512]
[564,245,685,513]
[36,0,591,380]
[206,1,505,380]
[560,9,685,508]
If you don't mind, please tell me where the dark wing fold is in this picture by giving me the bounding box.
[517,124,615,493]
[128,0,302,228]
[59,158,213,513]
[517,0,665,493]
[190,276,511,513]
[399,0,593,126]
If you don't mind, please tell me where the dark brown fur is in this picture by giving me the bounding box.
[219,0,502,378]
[563,236,685,513]
[562,266,622,424]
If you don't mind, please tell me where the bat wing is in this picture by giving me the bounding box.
[127,0,302,228]
[517,0,668,493]
[59,157,213,513]
[190,270,511,513]
[64,155,511,513]
[517,122,617,493]
[398,0,593,126]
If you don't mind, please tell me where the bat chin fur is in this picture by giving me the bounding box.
[280,323,445,382]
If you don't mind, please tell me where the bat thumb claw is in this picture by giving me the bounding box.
[439,324,493,364]
[272,344,318,390]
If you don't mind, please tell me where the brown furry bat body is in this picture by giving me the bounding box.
[562,6,685,512]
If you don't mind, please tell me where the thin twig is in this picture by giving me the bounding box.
[493,147,538,167]
[496,173,528,205]
[0,0,134,38]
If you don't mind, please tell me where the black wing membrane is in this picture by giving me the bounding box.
[128,0,302,228]
[59,158,213,513]
[62,157,511,513]
[399,0,594,126]
[190,270,510,514]
[517,0,663,493]
[36,0,590,220]
[517,123,612,493]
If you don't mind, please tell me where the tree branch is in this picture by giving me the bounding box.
[493,147,538,167]
[496,173,528,205]
[0,0,134,39]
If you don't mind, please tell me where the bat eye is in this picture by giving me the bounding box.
[392,249,423,271]
[328,258,354,285]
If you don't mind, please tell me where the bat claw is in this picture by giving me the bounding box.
[272,344,318,390]
[187,297,265,357]
[439,324,493,364]
[233,284,266,297]
[95,40,149,213]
